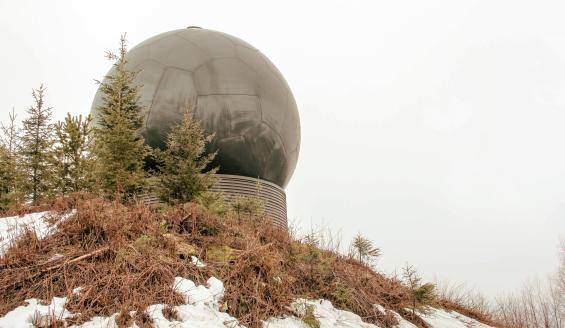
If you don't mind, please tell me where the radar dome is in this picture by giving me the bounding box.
[90,28,300,188]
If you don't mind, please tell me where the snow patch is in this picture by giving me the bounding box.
[391,314,419,328]
[374,305,417,328]
[0,279,497,328]
[265,299,379,328]
[0,210,75,257]
[265,301,496,328]
[78,314,119,328]
[0,211,50,256]
[0,275,238,328]
[191,255,206,267]
[420,307,493,328]
[172,276,224,305]
[142,276,240,328]
[0,297,71,328]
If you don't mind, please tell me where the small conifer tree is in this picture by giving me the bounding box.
[54,113,95,194]
[1,108,20,157]
[19,85,55,204]
[93,35,148,197]
[351,233,381,265]
[402,264,436,315]
[0,146,16,210]
[157,108,216,204]
[232,195,264,222]
[0,109,21,208]
[195,191,228,216]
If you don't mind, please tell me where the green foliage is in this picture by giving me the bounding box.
[54,113,96,194]
[350,233,381,266]
[157,108,216,204]
[0,108,20,157]
[301,305,320,328]
[195,191,228,216]
[294,241,322,264]
[231,195,264,220]
[0,146,17,210]
[93,35,148,197]
[0,109,21,210]
[19,85,55,204]
[330,281,355,310]
[402,264,436,315]
[291,239,333,282]
[413,283,436,305]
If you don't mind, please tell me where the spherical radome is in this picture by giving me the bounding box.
[90,28,300,188]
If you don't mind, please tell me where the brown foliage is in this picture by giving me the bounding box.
[0,195,497,328]
[435,281,505,327]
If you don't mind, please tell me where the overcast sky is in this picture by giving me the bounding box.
[1,0,564,299]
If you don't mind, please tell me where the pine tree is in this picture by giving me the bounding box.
[402,264,436,315]
[1,108,20,157]
[54,113,95,194]
[0,146,15,210]
[0,109,21,208]
[19,85,55,204]
[93,35,148,197]
[157,108,216,204]
[351,233,381,265]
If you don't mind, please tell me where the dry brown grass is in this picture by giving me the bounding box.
[438,299,502,327]
[30,308,66,328]
[435,281,508,327]
[1,197,191,326]
[162,305,179,322]
[0,192,97,218]
[0,195,499,328]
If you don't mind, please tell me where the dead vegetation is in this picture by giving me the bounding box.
[435,280,501,327]
[0,194,501,327]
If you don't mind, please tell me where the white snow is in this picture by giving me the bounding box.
[191,255,206,267]
[374,305,417,328]
[172,276,225,306]
[0,210,75,257]
[0,297,71,328]
[420,307,493,328]
[0,211,50,256]
[266,301,497,328]
[0,275,240,328]
[78,314,119,328]
[265,299,379,328]
[0,276,497,328]
[391,314,419,328]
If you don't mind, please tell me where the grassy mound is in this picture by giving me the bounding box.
[0,195,499,327]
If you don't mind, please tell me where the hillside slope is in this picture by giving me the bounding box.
[0,196,500,328]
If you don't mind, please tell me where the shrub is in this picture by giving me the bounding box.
[301,305,320,328]
[402,264,436,316]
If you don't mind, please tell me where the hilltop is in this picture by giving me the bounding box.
[0,194,501,328]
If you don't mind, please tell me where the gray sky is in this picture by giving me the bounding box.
[1,0,564,298]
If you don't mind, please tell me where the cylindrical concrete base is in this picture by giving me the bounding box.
[209,174,287,229]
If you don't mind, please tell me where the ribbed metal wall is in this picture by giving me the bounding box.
[209,174,287,230]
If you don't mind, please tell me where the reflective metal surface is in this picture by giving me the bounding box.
[90,28,300,188]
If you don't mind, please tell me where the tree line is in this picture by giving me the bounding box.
[0,35,215,211]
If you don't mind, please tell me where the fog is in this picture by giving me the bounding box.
[1,0,564,298]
